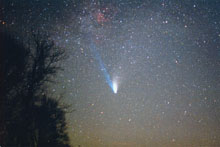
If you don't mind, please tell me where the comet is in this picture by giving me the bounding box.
[89,36,117,94]
[112,81,118,94]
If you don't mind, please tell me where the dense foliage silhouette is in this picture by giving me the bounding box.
[0,31,70,147]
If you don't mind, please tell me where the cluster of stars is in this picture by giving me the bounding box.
[1,0,220,146]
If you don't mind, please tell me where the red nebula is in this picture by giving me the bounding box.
[93,5,118,25]
[95,11,109,25]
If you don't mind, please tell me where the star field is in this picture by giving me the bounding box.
[1,0,220,146]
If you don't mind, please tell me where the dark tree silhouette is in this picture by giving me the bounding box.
[34,96,70,147]
[0,32,29,146]
[0,31,70,147]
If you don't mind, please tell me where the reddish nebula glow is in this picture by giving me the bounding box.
[95,11,109,25]
[94,5,118,25]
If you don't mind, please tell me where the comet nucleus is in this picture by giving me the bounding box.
[112,81,118,94]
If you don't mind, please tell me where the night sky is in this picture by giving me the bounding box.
[1,0,220,146]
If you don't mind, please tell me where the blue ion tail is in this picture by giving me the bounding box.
[90,40,116,94]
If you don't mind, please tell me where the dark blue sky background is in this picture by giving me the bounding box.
[1,0,220,146]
